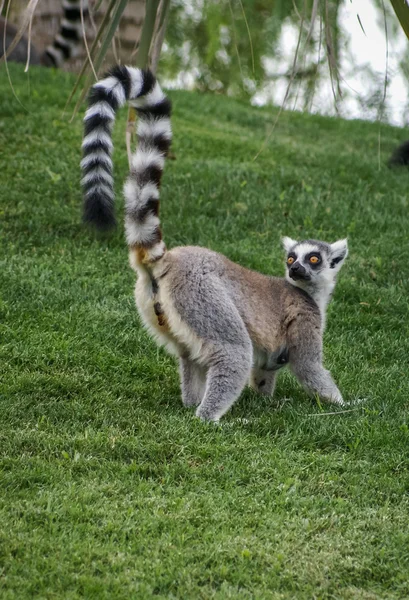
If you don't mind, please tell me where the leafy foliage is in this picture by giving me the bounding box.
[162,0,296,97]
[161,0,349,104]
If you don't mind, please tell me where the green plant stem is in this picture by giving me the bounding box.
[135,0,161,69]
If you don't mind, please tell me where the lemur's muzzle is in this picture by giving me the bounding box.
[289,263,311,281]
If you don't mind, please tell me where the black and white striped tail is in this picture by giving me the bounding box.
[42,0,88,68]
[81,65,172,261]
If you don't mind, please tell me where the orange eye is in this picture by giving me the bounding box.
[287,256,295,265]
[309,256,319,264]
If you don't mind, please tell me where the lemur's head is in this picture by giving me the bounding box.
[282,237,348,295]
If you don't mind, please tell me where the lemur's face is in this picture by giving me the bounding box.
[282,237,348,290]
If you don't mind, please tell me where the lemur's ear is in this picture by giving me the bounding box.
[282,236,298,253]
[329,239,348,270]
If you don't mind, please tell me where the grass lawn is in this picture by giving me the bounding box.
[1,64,409,599]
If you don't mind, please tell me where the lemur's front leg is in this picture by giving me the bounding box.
[287,318,344,406]
[292,360,344,405]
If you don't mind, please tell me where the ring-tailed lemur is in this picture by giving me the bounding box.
[42,0,89,68]
[0,1,88,68]
[81,66,349,422]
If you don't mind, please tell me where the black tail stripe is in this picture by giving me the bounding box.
[88,87,121,111]
[135,166,163,188]
[137,99,172,118]
[54,41,71,59]
[45,49,59,66]
[84,116,112,136]
[137,135,171,155]
[82,141,112,156]
[82,161,111,176]
[84,188,113,202]
[83,179,112,193]
[135,198,160,221]
[140,70,156,97]
[61,26,79,40]
[83,193,116,229]
[65,8,81,20]
[107,65,132,99]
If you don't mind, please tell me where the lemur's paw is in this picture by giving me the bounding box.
[195,406,220,423]
[328,394,345,406]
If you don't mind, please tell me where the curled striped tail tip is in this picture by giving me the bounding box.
[83,194,116,230]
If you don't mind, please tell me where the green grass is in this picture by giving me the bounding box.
[1,64,409,599]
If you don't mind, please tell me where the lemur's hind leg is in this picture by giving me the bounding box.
[171,276,252,422]
[250,369,277,397]
[288,320,344,406]
[179,358,207,407]
[196,341,252,422]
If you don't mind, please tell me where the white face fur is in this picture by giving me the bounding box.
[282,237,348,296]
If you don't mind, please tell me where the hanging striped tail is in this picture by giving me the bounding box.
[81,66,172,260]
[42,0,88,68]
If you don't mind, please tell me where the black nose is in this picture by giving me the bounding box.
[290,263,306,275]
[289,262,308,280]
